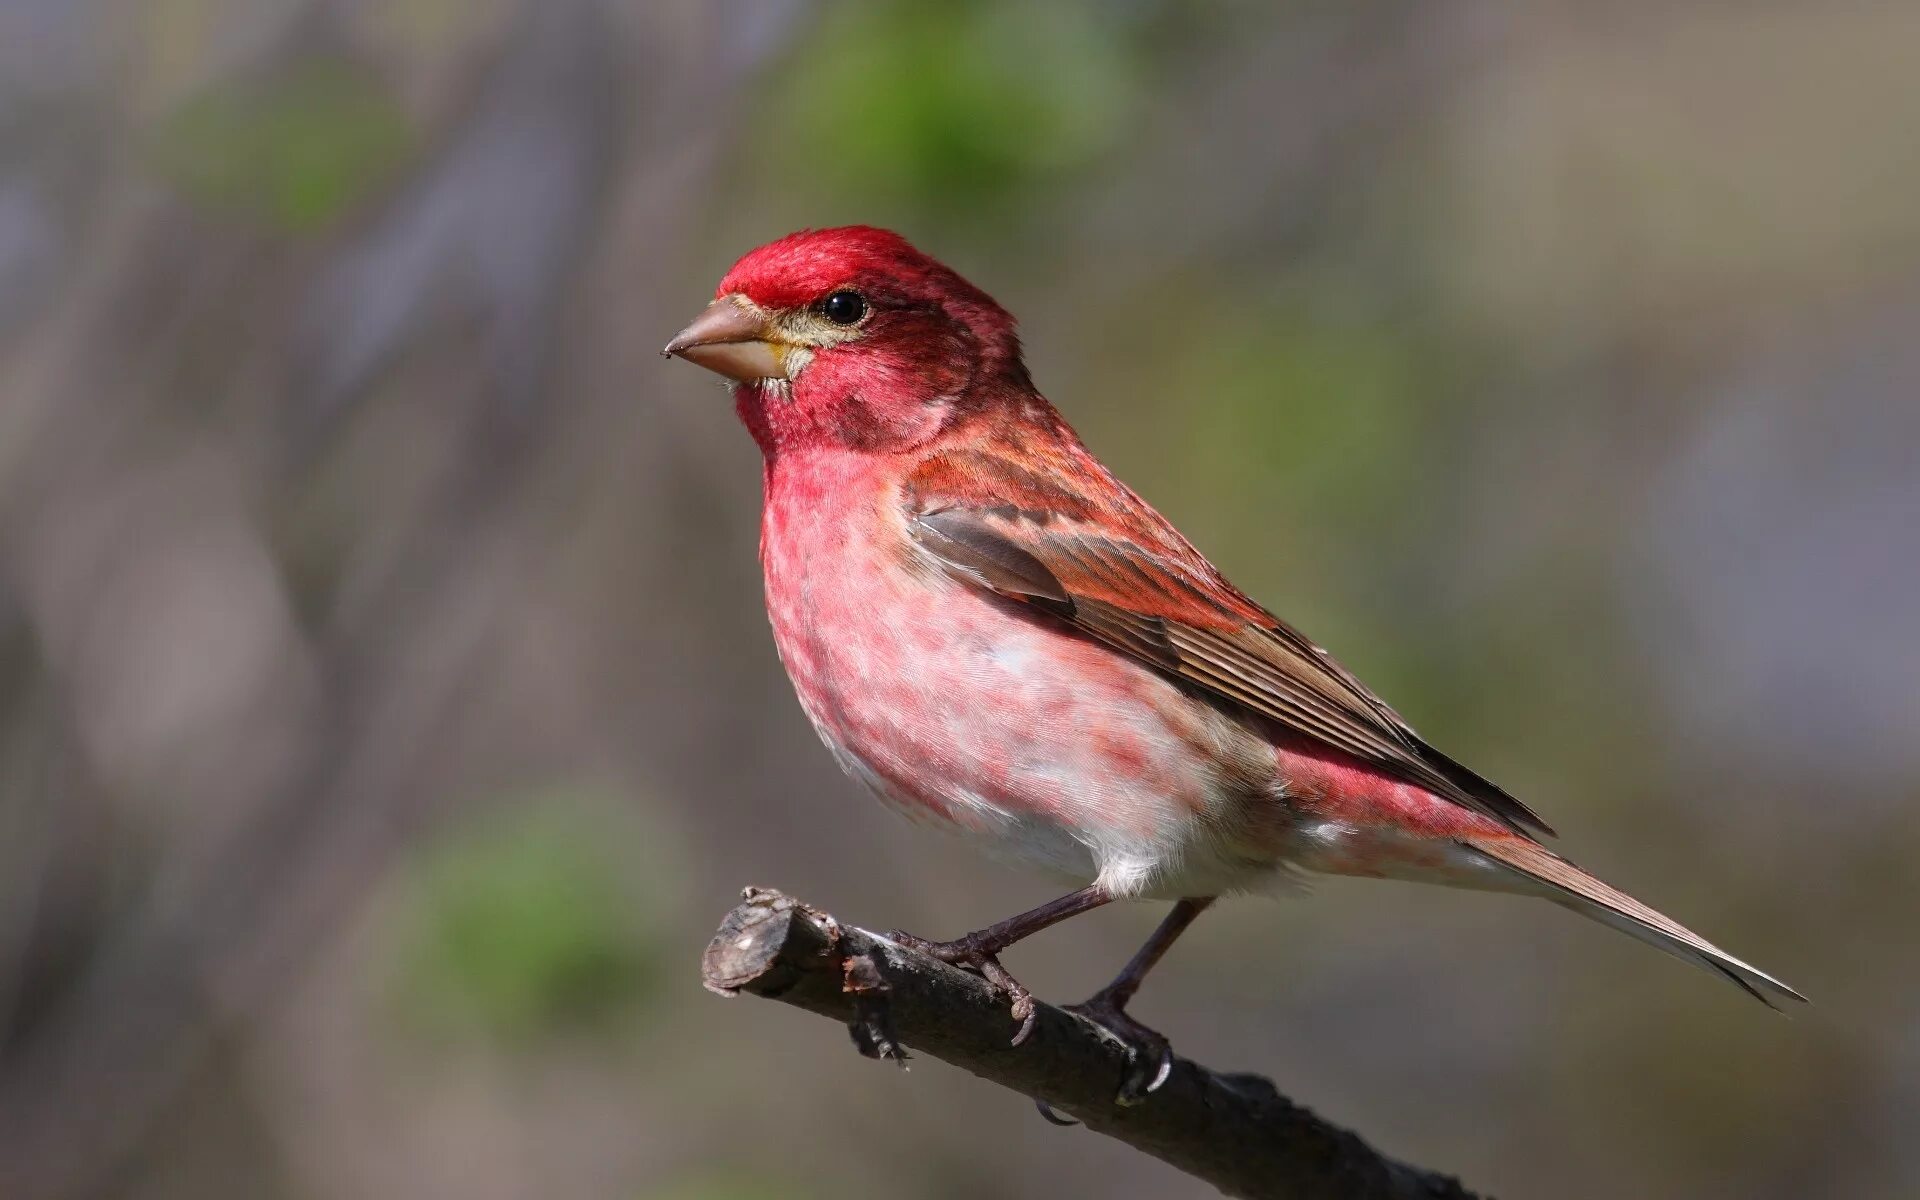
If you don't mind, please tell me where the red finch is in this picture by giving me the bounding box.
[665,226,1803,1100]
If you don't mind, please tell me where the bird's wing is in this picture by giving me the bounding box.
[903,444,1553,838]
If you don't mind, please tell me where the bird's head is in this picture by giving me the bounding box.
[664,226,1027,454]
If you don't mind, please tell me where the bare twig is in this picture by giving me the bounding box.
[702,888,1483,1200]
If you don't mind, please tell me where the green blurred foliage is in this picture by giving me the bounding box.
[750,1,1134,216]
[150,58,412,232]
[641,1172,808,1200]
[1160,301,1428,545]
[387,789,668,1044]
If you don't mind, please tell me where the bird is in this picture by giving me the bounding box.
[663,225,1804,1102]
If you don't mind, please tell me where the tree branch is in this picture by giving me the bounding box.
[701,888,1483,1200]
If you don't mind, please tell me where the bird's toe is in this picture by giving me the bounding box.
[1068,998,1176,1105]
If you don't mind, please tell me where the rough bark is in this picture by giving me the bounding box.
[702,888,1484,1200]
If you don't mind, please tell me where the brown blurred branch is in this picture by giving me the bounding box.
[702,888,1482,1200]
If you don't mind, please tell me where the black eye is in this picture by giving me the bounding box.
[819,290,867,326]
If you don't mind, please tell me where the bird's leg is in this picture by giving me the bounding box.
[1067,896,1215,1105]
[889,884,1111,1045]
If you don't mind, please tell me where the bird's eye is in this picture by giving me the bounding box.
[818,290,867,326]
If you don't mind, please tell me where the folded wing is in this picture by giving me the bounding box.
[905,444,1554,838]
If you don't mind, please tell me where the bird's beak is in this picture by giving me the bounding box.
[661,296,790,382]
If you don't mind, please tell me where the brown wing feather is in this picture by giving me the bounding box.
[905,443,1554,838]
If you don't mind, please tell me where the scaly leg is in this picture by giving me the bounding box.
[1068,896,1215,1104]
[889,884,1112,1045]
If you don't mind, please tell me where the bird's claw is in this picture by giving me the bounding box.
[1067,997,1175,1105]
[887,928,1036,1045]
[979,956,1038,1045]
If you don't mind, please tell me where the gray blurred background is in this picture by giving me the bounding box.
[0,2,1915,1198]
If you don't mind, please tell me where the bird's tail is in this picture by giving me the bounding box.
[1461,834,1806,1009]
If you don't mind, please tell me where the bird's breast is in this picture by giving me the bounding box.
[756,450,1296,897]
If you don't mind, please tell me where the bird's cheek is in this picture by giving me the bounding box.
[916,336,976,395]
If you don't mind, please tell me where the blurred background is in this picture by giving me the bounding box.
[1,2,1916,1197]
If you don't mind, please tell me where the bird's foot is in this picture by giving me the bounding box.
[1066,993,1175,1105]
[887,928,1037,1046]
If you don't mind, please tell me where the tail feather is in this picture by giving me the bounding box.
[1462,835,1807,1009]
